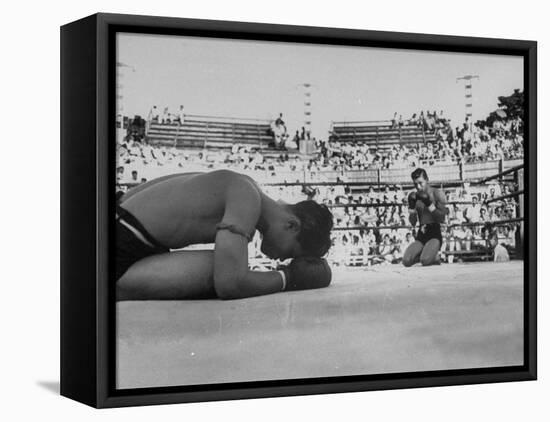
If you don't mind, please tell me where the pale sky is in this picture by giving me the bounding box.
[117,32,523,139]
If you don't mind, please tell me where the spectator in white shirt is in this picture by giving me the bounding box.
[177,105,185,125]
[162,107,170,124]
[464,195,481,223]
[488,232,510,263]
[148,105,160,122]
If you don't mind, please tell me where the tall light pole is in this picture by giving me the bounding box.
[116,62,135,142]
[116,61,135,117]
[295,82,316,140]
[456,74,479,125]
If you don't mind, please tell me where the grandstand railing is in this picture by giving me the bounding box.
[117,158,524,191]
[259,158,523,185]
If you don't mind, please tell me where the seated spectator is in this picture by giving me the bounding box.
[271,114,288,150]
[403,232,415,250]
[350,235,365,256]
[479,207,490,223]
[488,232,510,263]
[463,227,473,251]
[116,166,125,183]
[464,195,481,223]
[378,234,394,263]
[161,107,171,124]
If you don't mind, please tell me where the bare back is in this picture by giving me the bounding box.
[120,170,256,249]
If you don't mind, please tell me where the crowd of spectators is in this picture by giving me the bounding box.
[117,106,523,267]
[147,104,186,125]
[245,180,519,267]
[138,104,524,172]
[116,136,520,266]
[326,112,524,171]
[116,139,314,186]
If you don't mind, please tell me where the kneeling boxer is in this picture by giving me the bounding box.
[403,168,449,267]
[116,170,333,300]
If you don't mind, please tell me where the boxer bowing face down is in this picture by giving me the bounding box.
[260,218,302,261]
[260,199,333,261]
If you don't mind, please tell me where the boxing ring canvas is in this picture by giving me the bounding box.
[60,13,537,408]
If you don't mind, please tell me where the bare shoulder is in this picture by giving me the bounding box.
[206,169,260,192]
[209,169,255,182]
[216,171,262,234]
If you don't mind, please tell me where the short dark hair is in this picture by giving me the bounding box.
[411,168,428,181]
[289,201,334,257]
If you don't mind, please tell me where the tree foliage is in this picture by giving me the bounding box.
[479,89,524,127]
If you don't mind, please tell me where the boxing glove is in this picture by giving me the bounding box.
[407,192,417,211]
[416,190,436,211]
[278,257,332,291]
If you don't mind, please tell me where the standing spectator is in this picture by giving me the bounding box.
[379,234,394,262]
[391,112,398,128]
[148,105,160,122]
[293,130,300,150]
[275,113,285,127]
[177,105,185,125]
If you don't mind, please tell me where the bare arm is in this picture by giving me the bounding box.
[408,210,418,227]
[213,173,284,300]
[431,189,449,223]
[408,192,418,226]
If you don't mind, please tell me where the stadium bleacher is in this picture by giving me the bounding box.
[329,120,436,150]
[146,114,274,150]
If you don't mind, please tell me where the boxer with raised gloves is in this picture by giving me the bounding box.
[402,168,449,267]
[416,190,437,212]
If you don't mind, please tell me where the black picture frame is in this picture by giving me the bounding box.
[60,12,537,408]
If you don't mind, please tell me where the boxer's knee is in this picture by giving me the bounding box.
[420,255,436,266]
[402,255,415,267]
[420,239,441,266]
[403,241,422,267]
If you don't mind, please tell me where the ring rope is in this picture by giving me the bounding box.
[332,217,524,231]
